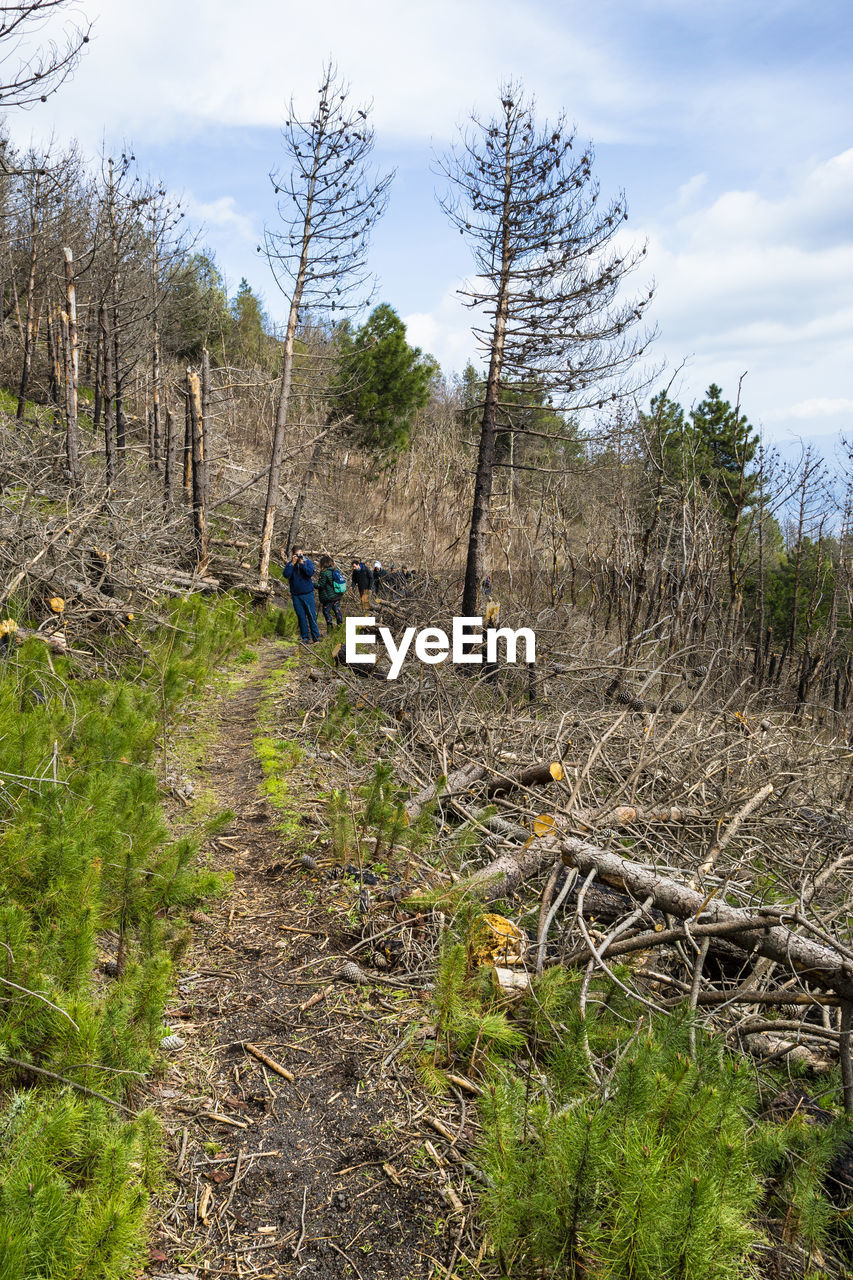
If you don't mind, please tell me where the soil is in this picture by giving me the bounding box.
[144,638,477,1280]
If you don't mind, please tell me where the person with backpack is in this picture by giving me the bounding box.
[282,546,320,644]
[351,559,374,611]
[316,555,346,632]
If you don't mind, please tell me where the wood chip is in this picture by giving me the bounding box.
[198,1182,213,1223]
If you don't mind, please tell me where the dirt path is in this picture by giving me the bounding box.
[146,638,466,1280]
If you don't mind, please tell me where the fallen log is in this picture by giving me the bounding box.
[405,759,563,822]
[404,762,486,822]
[423,838,562,904]
[4,621,69,655]
[485,761,564,797]
[559,836,853,1003]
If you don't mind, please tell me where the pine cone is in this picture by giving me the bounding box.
[340,961,368,985]
[300,853,319,871]
[160,1033,186,1052]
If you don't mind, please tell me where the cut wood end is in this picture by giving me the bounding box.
[493,966,530,992]
[549,762,564,781]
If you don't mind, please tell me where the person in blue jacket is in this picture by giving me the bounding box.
[283,546,320,643]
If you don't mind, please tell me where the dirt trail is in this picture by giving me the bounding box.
[146,638,463,1280]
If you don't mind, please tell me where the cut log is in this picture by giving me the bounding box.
[405,759,563,823]
[485,761,563,797]
[429,837,562,903]
[404,762,487,822]
[559,836,853,1002]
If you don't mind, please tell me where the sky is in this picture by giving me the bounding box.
[7,0,853,450]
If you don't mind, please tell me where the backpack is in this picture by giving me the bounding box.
[331,568,347,595]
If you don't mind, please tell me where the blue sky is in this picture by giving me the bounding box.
[10,0,853,449]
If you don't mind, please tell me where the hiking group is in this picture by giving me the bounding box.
[281,547,413,644]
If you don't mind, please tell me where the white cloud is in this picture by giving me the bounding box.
[184,194,258,251]
[630,148,853,436]
[785,398,853,420]
[403,285,476,373]
[17,0,647,153]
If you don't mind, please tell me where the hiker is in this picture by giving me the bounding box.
[316,554,346,632]
[351,559,374,611]
[482,573,492,600]
[373,560,385,597]
[283,546,320,643]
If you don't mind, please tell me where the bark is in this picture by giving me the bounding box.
[101,304,116,494]
[485,761,561,797]
[187,368,208,565]
[559,835,853,1002]
[404,758,562,822]
[16,231,38,419]
[151,320,162,469]
[62,248,80,492]
[437,838,561,903]
[92,318,102,432]
[461,132,512,619]
[258,172,317,587]
[405,762,487,822]
[164,408,176,505]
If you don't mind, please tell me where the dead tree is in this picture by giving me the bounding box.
[187,366,207,565]
[0,1,92,115]
[438,81,653,617]
[61,245,79,490]
[258,61,392,587]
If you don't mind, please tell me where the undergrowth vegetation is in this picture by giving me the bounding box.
[424,921,852,1280]
[0,593,287,1278]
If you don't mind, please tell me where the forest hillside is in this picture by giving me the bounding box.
[2,9,853,1280]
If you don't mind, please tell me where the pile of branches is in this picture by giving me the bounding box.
[308,581,853,1115]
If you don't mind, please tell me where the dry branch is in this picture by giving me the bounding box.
[559,835,853,1002]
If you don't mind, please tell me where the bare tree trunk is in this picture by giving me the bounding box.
[45,299,61,416]
[258,164,317,587]
[62,247,80,492]
[151,230,162,469]
[113,317,125,467]
[164,407,176,506]
[187,368,208,565]
[461,135,512,618]
[101,303,116,494]
[560,835,853,1003]
[183,391,192,499]
[16,232,38,419]
[92,318,102,432]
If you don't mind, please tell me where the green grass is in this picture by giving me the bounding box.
[0,592,288,1278]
